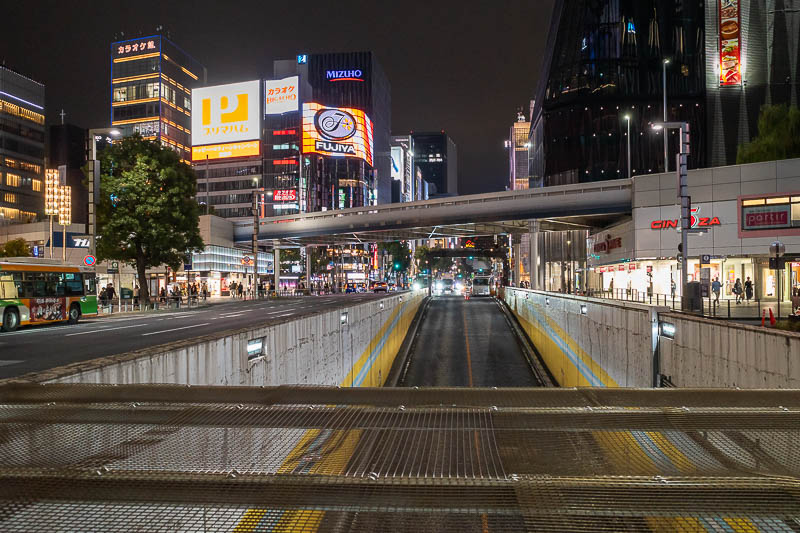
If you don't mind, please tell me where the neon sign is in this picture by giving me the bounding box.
[719,0,742,86]
[273,189,297,202]
[326,70,364,82]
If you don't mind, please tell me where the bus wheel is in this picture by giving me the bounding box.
[1,308,19,332]
[68,304,81,325]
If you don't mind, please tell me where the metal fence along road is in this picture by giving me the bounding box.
[1,384,799,531]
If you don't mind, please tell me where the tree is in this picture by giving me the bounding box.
[737,104,800,164]
[0,238,31,258]
[96,135,204,304]
[378,241,411,272]
[414,245,452,273]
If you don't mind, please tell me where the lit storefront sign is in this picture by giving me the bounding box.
[739,195,800,235]
[191,80,261,161]
[191,141,260,161]
[264,76,299,115]
[391,146,404,181]
[326,69,364,82]
[718,0,742,86]
[273,189,297,202]
[651,208,721,230]
[742,204,790,230]
[112,36,160,59]
[301,103,374,166]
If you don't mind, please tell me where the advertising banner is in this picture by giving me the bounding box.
[719,0,741,86]
[30,298,65,322]
[301,103,374,166]
[741,204,791,230]
[391,146,404,181]
[273,189,297,202]
[191,80,261,158]
[192,140,260,161]
[265,76,299,114]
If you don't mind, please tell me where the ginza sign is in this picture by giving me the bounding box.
[651,208,721,230]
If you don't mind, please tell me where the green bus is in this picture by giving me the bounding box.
[0,259,98,332]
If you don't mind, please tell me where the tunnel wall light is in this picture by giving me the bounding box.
[341,312,349,325]
[659,322,676,339]
[580,304,588,315]
[247,337,265,361]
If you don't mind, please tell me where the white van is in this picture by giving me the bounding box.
[472,276,491,296]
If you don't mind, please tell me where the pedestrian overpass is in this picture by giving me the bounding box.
[233,179,632,246]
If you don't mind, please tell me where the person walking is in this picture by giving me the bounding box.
[711,277,721,305]
[230,281,237,299]
[133,285,139,307]
[237,282,244,299]
[608,278,614,298]
[734,278,743,304]
[744,277,753,302]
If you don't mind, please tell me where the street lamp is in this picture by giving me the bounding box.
[87,128,121,258]
[662,59,670,172]
[652,120,690,310]
[623,114,631,179]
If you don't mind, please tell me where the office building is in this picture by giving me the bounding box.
[111,33,206,163]
[508,111,531,190]
[0,65,45,224]
[530,0,800,187]
[391,135,415,202]
[49,124,88,225]
[411,132,457,196]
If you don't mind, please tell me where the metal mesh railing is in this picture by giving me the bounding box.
[1,384,799,532]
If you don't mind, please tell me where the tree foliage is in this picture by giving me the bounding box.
[737,104,800,164]
[414,245,453,273]
[96,135,204,303]
[379,241,411,272]
[0,238,31,258]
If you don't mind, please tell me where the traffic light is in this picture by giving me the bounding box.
[394,262,401,270]
[468,256,474,260]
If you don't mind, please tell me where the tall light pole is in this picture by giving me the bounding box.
[662,59,670,172]
[624,115,631,179]
[652,121,690,310]
[86,128,121,259]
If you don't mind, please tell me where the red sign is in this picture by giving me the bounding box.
[83,255,97,267]
[593,235,622,254]
[273,189,297,202]
[628,263,637,271]
[719,0,741,86]
[647,265,653,273]
[617,265,625,272]
[652,208,721,230]
[742,204,791,230]
[598,267,606,273]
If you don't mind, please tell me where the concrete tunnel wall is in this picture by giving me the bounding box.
[504,288,800,389]
[17,291,425,387]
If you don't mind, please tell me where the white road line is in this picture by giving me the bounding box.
[142,323,210,336]
[0,360,23,367]
[66,323,148,336]
[219,313,245,318]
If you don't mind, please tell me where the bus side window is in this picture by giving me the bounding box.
[61,273,84,296]
[0,273,19,299]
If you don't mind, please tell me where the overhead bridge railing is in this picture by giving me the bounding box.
[235,179,633,241]
[1,384,798,532]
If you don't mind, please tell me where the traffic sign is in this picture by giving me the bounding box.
[241,256,253,266]
[108,261,119,274]
[83,255,97,267]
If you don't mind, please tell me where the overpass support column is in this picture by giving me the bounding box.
[512,234,522,288]
[529,221,540,290]
[274,248,281,292]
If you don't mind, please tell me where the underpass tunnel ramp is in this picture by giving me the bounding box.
[1,385,799,532]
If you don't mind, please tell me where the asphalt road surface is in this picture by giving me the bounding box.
[0,293,393,379]
[400,295,540,387]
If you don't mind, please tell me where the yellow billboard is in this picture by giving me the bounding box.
[191,80,260,148]
[301,103,374,166]
[192,140,260,161]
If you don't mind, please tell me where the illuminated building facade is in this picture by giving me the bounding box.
[508,112,531,190]
[0,65,45,223]
[261,51,391,215]
[110,34,205,162]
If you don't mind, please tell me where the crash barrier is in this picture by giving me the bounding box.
[504,288,800,388]
[8,291,426,387]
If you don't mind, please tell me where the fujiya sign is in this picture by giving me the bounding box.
[651,207,721,230]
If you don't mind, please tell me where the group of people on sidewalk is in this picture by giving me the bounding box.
[711,276,753,304]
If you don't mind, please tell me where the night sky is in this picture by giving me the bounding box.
[3,0,554,195]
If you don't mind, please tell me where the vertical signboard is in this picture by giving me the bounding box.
[191,80,261,161]
[265,76,299,115]
[719,0,741,86]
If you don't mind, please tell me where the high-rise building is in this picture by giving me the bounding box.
[531,0,800,187]
[49,124,88,225]
[411,132,457,196]
[508,111,531,190]
[390,135,415,202]
[110,33,206,163]
[0,65,45,224]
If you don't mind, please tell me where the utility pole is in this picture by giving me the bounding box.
[676,124,690,310]
[252,190,260,296]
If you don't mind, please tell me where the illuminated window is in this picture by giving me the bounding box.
[766,197,790,205]
[32,179,42,192]
[4,193,17,204]
[5,173,21,187]
[0,100,45,125]
[742,199,765,206]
